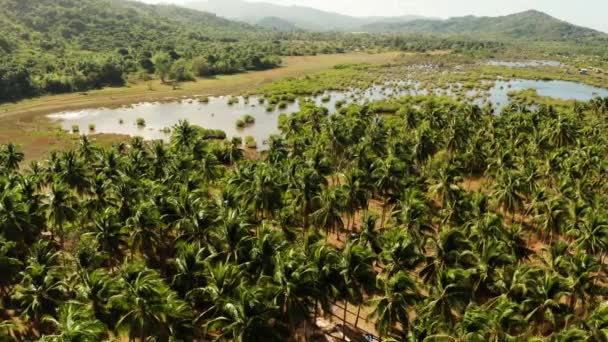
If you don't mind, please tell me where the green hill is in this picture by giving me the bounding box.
[256,17,300,32]
[362,10,605,41]
[0,0,256,54]
[0,0,285,102]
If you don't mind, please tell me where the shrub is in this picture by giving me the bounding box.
[136,118,146,127]
[169,60,194,82]
[191,56,211,77]
[88,124,96,132]
[198,96,210,103]
[236,119,246,128]
[277,101,288,109]
[321,94,331,102]
[231,136,243,145]
[243,114,255,124]
[244,136,257,149]
[201,128,227,140]
[72,125,80,134]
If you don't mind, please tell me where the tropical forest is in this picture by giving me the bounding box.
[1,0,608,341]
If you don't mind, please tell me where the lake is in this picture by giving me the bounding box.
[49,79,608,148]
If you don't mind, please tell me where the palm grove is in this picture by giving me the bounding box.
[1,92,608,340]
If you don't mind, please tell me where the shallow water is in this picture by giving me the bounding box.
[50,79,608,147]
[489,80,608,110]
[487,60,563,68]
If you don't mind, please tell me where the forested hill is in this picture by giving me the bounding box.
[0,0,256,54]
[362,10,606,41]
[0,0,293,103]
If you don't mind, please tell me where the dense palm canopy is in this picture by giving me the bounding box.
[0,93,607,341]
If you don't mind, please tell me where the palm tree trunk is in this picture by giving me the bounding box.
[380,201,387,229]
[342,302,348,342]
[140,324,146,342]
[354,304,362,329]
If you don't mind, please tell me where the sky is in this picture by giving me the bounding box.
[140,0,608,33]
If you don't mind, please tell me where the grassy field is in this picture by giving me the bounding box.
[0,52,401,161]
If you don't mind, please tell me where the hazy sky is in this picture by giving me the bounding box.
[141,0,608,33]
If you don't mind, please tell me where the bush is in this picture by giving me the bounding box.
[136,118,146,127]
[231,136,243,145]
[277,101,288,109]
[198,96,209,103]
[88,124,96,132]
[72,125,80,134]
[236,119,246,128]
[245,136,257,149]
[0,63,37,102]
[169,60,194,82]
[191,56,211,77]
[201,128,227,140]
[243,114,255,124]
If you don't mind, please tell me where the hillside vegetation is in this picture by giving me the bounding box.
[363,10,607,41]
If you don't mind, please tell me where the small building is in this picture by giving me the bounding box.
[579,68,589,75]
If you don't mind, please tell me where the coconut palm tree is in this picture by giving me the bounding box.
[44,184,77,248]
[369,271,422,338]
[40,301,106,342]
[311,185,346,239]
[0,143,25,171]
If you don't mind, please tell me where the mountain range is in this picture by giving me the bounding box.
[362,10,604,41]
[182,0,432,31]
[181,0,606,41]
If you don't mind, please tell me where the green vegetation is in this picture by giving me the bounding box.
[2,1,608,340]
[363,10,606,41]
[244,135,258,149]
[1,95,608,340]
[136,118,146,127]
[236,115,255,129]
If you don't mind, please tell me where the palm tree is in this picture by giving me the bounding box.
[56,151,90,195]
[44,184,77,248]
[110,262,191,341]
[40,301,106,341]
[339,243,376,334]
[311,185,346,239]
[1,143,25,171]
[85,208,128,268]
[491,170,525,221]
[369,271,422,338]
[12,242,66,334]
[171,120,199,151]
[271,248,318,337]
[206,286,282,342]
[427,163,462,209]
[568,213,608,257]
